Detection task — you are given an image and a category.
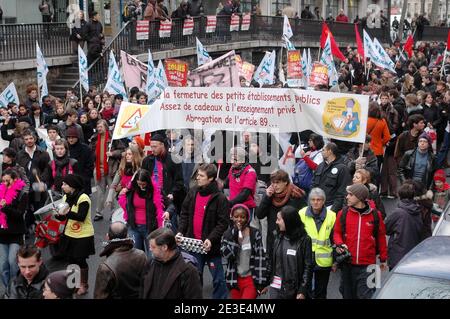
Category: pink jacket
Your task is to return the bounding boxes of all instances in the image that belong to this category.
[0,179,27,229]
[118,179,164,228]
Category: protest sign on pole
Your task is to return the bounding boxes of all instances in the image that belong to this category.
[136,20,149,40]
[159,19,172,38]
[112,103,151,140]
[165,59,188,87]
[230,14,240,32]
[309,62,329,87]
[206,16,217,33]
[287,50,303,88]
[36,41,49,99]
[253,50,276,86]
[121,50,147,91]
[104,51,128,101]
[115,87,369,144]
[78,45,89,92]
[0,83,20,107]
[241,13,251,31]
[188,50,240,87]
[196,37,212,66]
[183,18,194,36]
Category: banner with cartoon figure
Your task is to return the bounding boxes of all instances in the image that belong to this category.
[114,87,369,143]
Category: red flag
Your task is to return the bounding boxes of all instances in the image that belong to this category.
[447,30,450,50]
[404,35,414,58]
[321,22,346,61]
[354,24,364,60]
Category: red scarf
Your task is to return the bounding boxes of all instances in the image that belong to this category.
[96,131,109,181]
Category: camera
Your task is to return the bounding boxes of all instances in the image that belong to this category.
[334,245,352,264]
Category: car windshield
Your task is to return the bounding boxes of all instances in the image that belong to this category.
[377,274,450,299]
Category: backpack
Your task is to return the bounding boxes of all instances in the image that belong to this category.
[340,206,380,253]
[293,152,318,191]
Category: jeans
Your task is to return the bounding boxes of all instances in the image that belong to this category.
[191,252,228,299]
[95,173,113,215]
[0,243,20,287]
[436,130,450,168]
[340,264,375,299]
[129,224,150,257]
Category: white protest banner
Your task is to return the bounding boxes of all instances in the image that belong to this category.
[121,50,147,91]
[136,20,149,40]
[253,50,276,86]
[159,19,172,38]
[241,13,251,31]
[36,41,49,98]
[320,35,338,86]
[301,49,309,87]
[112,103,151,140]
[78,46,89,92]
[206,16,217,33]
[104,51,128,101]
[118,87,369,143]
[0,83,20,107]
[196,37,212,66]
[146,50,158,104]
[188,50,240,87]
[373,38,396,73]
[183,18,194,36]
[230,14,240,32]
[156,60,169,92]
[283,15,293,39]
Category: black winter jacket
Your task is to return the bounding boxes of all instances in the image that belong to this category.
[178,182,229,257]
[398,148,436,189]
[256,194,305,260]
[385,199,424,268]
[5,265,49,299]
[140,249,202,299]
[312,156,352,213]
[269,233,313,298]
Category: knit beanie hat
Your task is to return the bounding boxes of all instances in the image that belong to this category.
[66,126,80,138]
[46,270,76,299]
[434,169,446,183]
[418,132,432,146]
[151,133,166,144]
[62,174,84,190]
[346,184,369,202]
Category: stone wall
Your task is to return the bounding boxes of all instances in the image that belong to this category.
[0,65,63,102]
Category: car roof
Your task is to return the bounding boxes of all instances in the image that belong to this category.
[393,236,450,280]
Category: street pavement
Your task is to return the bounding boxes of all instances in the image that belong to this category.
[37,192,400,299]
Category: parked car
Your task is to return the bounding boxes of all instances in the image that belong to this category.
[432,204,450,236]
[374,236,450,299]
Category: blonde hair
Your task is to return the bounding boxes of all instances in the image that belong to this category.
[118,145,143,176]
[354,169,371,184]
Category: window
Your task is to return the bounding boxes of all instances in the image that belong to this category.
[272,0,291,15]
[377,274,450,299]
[347,0,358,22]
[241,0,259,13]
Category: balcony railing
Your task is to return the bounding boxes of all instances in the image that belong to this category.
[0,17,448,63]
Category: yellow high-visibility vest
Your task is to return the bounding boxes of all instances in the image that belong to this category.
[299,207,336,268]
[63,193,95,239]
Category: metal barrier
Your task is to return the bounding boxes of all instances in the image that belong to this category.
[1,17,449,64]
[0,22,71,61]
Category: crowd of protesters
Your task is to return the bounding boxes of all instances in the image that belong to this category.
[1,14,450,299]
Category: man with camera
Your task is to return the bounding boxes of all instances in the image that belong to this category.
[333,184,388,299]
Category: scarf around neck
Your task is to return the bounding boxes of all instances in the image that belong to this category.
[272,183,304,207]
[95,131,110,181]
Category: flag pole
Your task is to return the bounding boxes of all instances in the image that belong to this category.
[440,49,447,79]
[397,28,416,62]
